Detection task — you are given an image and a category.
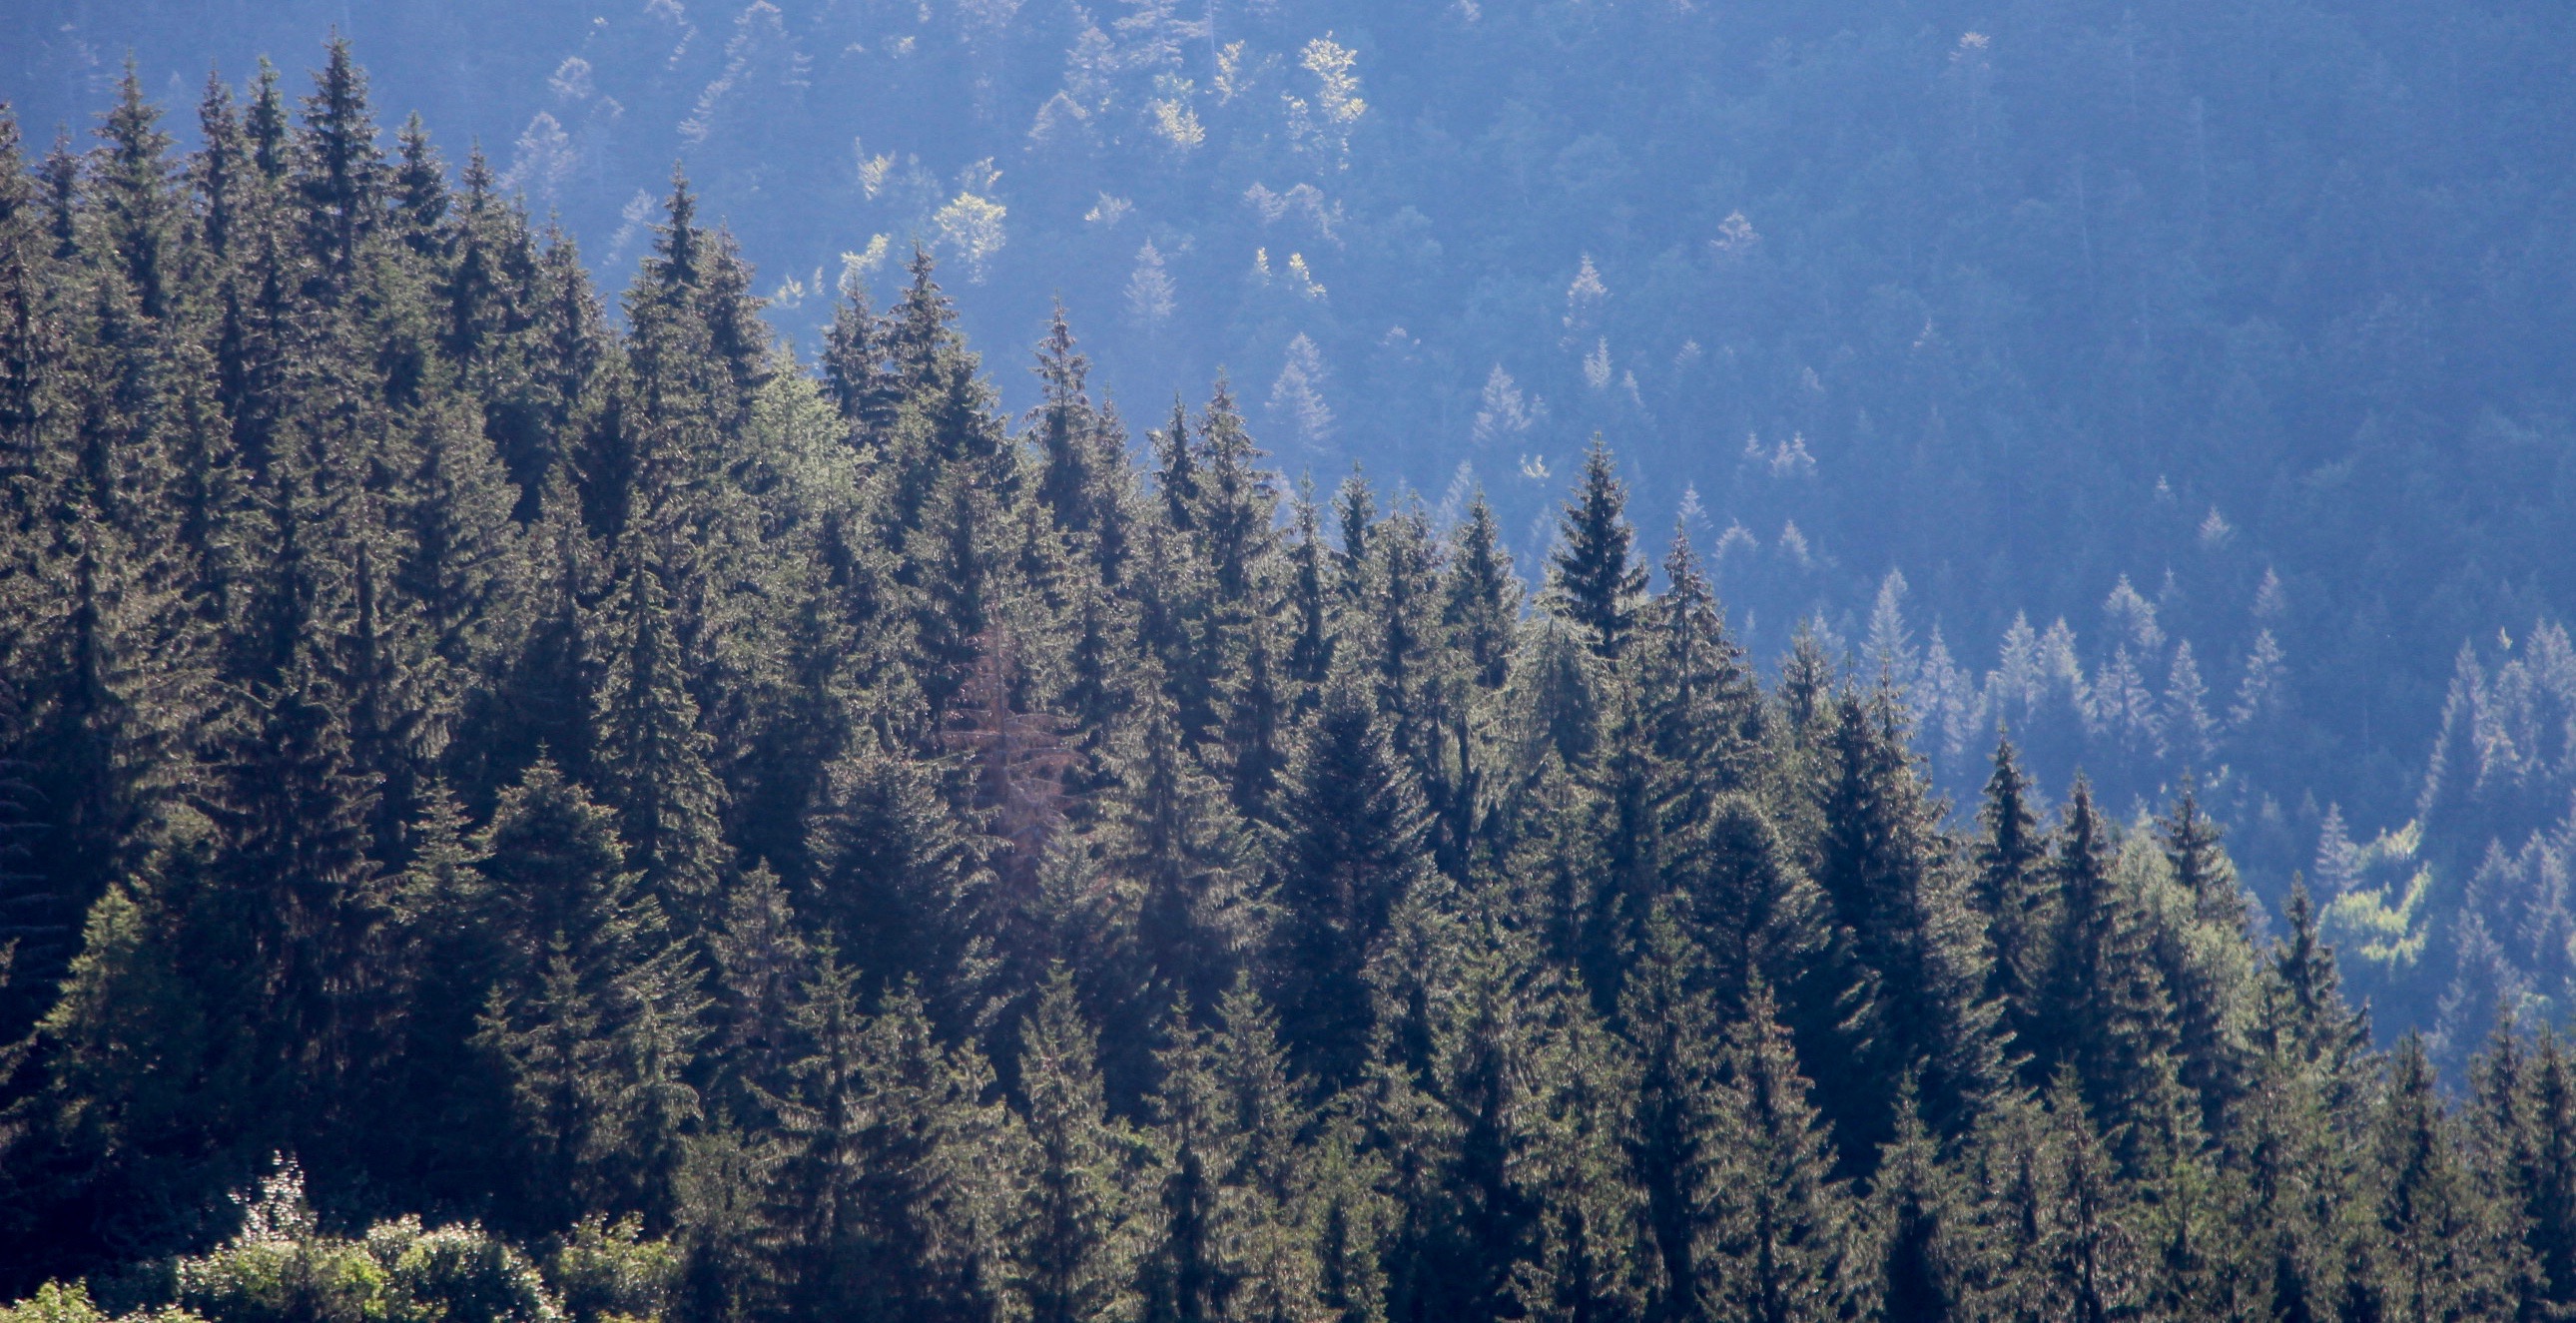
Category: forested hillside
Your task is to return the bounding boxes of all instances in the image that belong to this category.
[5,46,2576,1323]
[13,0,2576,1076]
[12,0,2576,832]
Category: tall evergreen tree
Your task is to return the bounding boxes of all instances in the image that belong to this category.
[1974,735,2052,1068]
[592,558,730,929]
[2028,779,2174,1144]
[1809,693,2001,1158]
[293,37,384,283]
[1699,981,1862,1323]
[1005,969,1143,1323]
[1545,435,1646,660]
[1265,665,1425,1089]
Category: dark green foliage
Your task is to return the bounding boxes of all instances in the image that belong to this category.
[1545,436,1646,660]
[2027,780,2174,1145]
[1808,693,2003,1156]
[0,58,2548,1323]
[1264,666,1424,1091]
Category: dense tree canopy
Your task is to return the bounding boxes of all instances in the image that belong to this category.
[1,50,2573,1323]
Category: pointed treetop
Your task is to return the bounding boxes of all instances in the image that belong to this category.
[1547,433,1645,657]
[250,57,290,176]
[644,162,700,297]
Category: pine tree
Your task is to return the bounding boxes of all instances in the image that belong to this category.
[1545,435,1646,659]
[1206,976,1339,1321]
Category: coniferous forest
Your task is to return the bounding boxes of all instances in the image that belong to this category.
[9,40,2576,1323]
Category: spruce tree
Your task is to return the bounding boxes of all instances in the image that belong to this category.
[2350,1036,2511,1321]
[706,865,812,1125]
[293,37,384,283]
[1809,693,2001,1157]
[2145,782,2255,1129]
[2029,778,2174,1144]
[1442,489,1521,694]
[473,757,704,1232]
[1638,521,1759,812]
[1265,664,1425,1090]
[1973,735,2052,1068]
[2495,1029,2576,1318]
[2033,1070,2142,1323]
[1699,981,1862,1323]
[821,280,896,435]
[1618,908,1726,1320]
[2254,879,2375,1116]
[387,112,447,259]
[1116,678,1255,1014]
[1006,969,1143,1323]
[91,63,181,322]
[194,658,385,1159]
[805,734,983,1018]
[592,558,730,929]
[1545,436,1646,659]
[1868,1084,1974,1323]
